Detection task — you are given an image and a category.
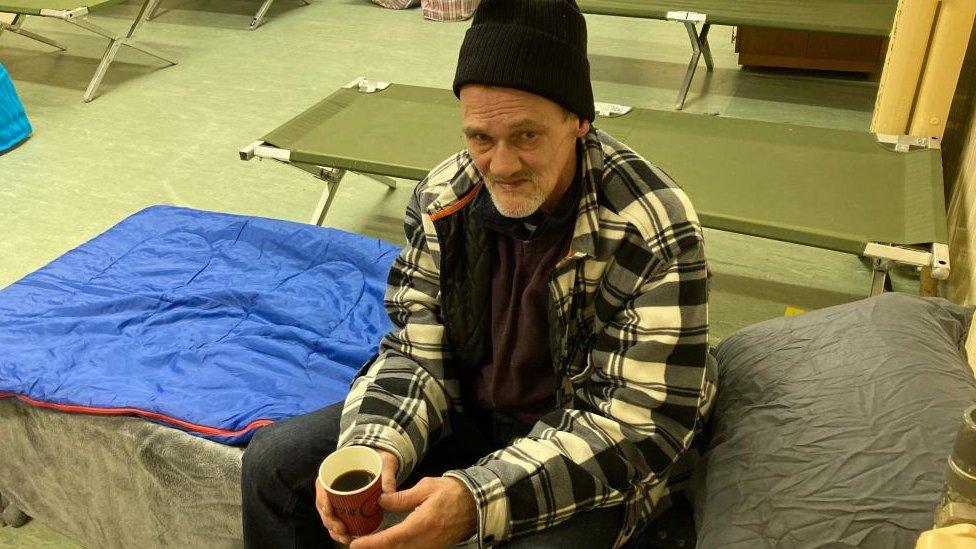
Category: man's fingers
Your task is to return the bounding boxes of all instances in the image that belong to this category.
[314,480,331,520]
[349,513,424,549]
[314,481,336,520]
[381,469,397,493]
[379,451,398,493]
[351,478,474,549]
[328,529,353,545]
[322,514,348,537]
[315,479,349,539]
[379,479,433,512]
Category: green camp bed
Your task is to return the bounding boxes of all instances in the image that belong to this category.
[240,79,949,295]
[0,0,175,102]
[576,0,897,109]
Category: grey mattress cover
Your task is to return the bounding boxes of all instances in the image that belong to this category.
[0,398,243,548]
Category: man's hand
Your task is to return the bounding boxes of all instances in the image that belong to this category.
[349,476,478,549]
[316,448,399,545]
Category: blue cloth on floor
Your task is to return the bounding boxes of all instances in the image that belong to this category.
[0,206,400,443]
[0,62,30,154]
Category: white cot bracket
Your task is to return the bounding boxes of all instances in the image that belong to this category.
[239,140,291,162]
[875,133,942,152]
[931,243,951,279]
[863,242,951,287]
[344,76,391,93]
[594,102,633,118]
[666,11,712,110]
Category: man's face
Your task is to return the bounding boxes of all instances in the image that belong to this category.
[460,85,590,218]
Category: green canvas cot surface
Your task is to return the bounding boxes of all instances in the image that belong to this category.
[261,83,945,256]
[576,0,897,36]
[0,0,124,15]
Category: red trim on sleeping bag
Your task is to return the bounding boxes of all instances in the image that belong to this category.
[0,391,273,437]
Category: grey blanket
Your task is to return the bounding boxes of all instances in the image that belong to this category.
[0,398,243,548]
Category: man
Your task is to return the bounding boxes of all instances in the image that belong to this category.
[241,0,715,547]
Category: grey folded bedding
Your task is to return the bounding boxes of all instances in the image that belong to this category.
[695,293,976,548]
[0,398,244,548]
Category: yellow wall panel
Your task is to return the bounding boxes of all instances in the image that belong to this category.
[911,0,976,140]
[871,0,939,135]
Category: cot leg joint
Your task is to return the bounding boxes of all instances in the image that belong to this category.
[0,14,67,50]
[668,11,711,110]
[310,168,347,226]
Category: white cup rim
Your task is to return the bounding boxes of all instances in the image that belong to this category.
[318,445,383,496]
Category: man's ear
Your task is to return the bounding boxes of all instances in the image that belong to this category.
[576,117,591,138]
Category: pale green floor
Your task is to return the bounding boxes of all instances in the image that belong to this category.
[0,1,905,546]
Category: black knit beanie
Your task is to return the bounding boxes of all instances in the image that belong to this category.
[453,0,595,121]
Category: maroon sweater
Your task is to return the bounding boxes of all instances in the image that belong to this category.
[472,177,581,424]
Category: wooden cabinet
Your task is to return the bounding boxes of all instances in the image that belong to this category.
[735,26,886,73]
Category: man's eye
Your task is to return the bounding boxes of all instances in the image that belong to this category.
[521,131,538,140]
[473,134,490,142]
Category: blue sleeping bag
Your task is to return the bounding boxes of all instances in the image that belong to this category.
[0,206,399,443]
[0,62,31,154]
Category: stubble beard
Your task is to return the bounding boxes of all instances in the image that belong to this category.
[485,173,547,219]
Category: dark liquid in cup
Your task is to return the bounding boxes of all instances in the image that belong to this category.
[331,470,375,492]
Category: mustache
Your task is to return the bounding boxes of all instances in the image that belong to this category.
[487,171,535,185]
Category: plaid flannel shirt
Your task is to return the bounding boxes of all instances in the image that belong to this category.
[338,128,716,547]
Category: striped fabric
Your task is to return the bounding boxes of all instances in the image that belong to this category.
[0,62,31,154]
[421,0,479,21]
[339,129,716,547]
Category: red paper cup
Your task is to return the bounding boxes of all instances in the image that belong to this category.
[319,445,384,536]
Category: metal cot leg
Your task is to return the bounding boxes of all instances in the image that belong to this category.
[870,259,893,296]
[675,21,712,110]
[84,39,124,101]
[147,0,163,20]
[250,0,277,30]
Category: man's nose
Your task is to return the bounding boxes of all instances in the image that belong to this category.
[489,141,522,180]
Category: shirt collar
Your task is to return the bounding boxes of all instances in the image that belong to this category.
[568,129,605,259]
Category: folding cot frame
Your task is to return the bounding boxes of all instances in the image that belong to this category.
[0,0,175,101]
[240,78,950,296]
[574,1,897,109]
